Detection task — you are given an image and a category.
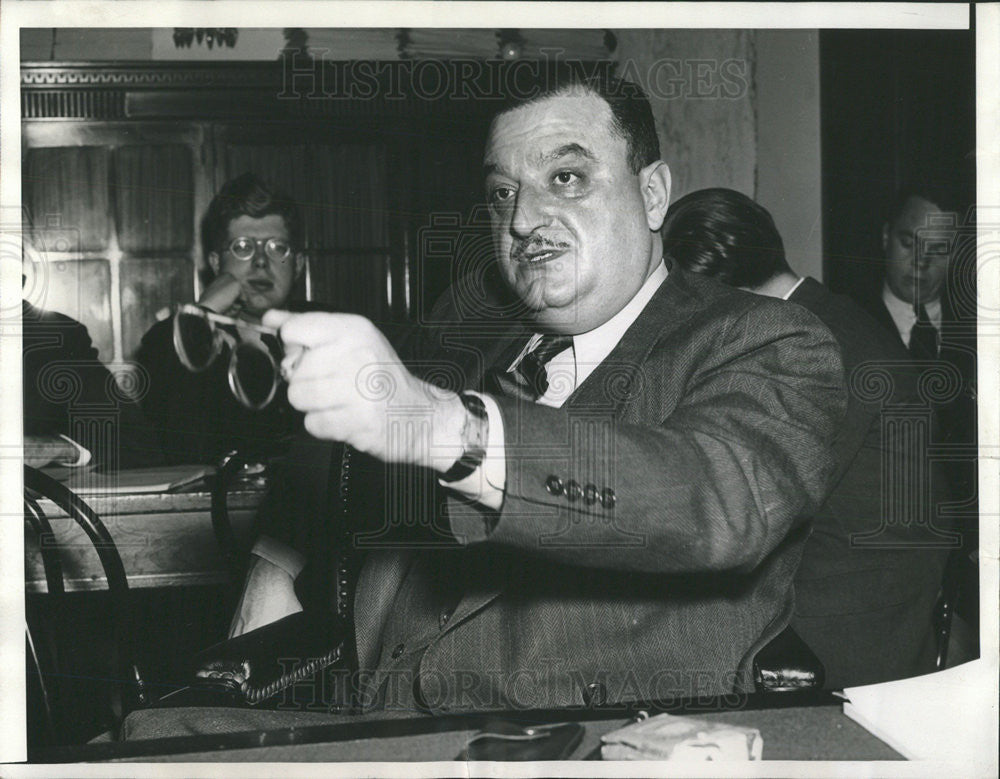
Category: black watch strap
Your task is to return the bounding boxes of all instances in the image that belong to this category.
[440,392,488,483]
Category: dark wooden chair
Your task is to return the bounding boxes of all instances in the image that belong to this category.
[24,465,147,748]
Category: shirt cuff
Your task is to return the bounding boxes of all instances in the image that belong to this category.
[437,391,506,511]
[251,535,306,580]
[56,435,92,468]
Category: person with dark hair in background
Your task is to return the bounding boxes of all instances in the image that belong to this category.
[869,190,954,359]
[136,173,314,464]
[23,297,163,470]
[664,187,953,687]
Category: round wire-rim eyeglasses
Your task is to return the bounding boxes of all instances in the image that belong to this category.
[226,236,292,263]
[172,303,282,411]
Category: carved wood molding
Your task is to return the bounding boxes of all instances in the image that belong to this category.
[21,62,284,90]
[21,60,614,120]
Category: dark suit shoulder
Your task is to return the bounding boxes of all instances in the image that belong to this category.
[669,268,837,345]
[792,278,919,407]
[791,278,909,364]
[136,316,174,361]
[852,289,904,346]
[22,300,100,361]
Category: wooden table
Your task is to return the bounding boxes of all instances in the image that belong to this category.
[38,694,903,762]
[24,487,265,592]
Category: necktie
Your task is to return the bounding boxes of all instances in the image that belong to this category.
[909,304,939,360]
[483,333,573,401]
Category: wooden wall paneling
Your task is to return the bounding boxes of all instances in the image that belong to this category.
[24,145,110,252]
[35,258,114,362]
[403,117,492,321]
[119,258,195,360]
[19,63,516,364]
[308,250,391,320]
[22,121,207,364]
[214,124,393,318]
[113,144,195,253]
[306,143,391,318]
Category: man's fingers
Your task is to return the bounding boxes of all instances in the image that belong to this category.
[268,311,369,350]
[280,344,305,382]
[302,408,365,444]
[282,343,346,383]
[262,308,295,331]
[286,373,357,412]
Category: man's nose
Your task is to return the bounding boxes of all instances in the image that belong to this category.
[510,187,548,238]
[251,245,269,269]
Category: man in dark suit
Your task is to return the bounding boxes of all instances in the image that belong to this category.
[124,75,846,737]
[858,186,979,664]
[249,76,844,708]
[859,189,977,491]
[663,187,954,687]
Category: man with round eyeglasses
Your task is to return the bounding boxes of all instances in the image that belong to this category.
[199,213,303,323]
[136,173,315,464]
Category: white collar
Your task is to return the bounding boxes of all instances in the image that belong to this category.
[781,276,807,300]
[515,261,668,407]
[572,261,669,381]
[882,283,942,336]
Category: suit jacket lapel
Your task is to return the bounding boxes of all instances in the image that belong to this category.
[567,269,693,415]
[438,324,529,391]
[438,549,513,632]
[439,271,694,637]
[353,549,415,671]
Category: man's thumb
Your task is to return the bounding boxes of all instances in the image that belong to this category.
[262,309,293,332]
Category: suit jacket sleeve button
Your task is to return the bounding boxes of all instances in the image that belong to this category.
[565,480,583,502]
[583,483,599,505]
[545,475,564,496]
[600,488,616,509]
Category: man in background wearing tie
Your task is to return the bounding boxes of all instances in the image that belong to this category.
[125,73,847,737]
[870,191,952,359]
[861,187,979,660]
[860,188,977,512]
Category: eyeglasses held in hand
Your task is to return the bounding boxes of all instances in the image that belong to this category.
[172,303,282,411]
[226,236,292,263]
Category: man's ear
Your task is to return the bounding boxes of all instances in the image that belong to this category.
[640,161,671,231]
[207,251,220,276]
[294,252,306,280]
[881,222,890,254]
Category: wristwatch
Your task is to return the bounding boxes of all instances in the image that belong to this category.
[440,392,488,483]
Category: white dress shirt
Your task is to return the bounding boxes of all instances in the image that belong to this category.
[446,261,669,509]
[882,283,942,348]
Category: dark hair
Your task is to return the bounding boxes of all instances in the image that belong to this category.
[494,68,659,175]
[200,173,303,265]
[884,184,952,226]
[663,188,790,288]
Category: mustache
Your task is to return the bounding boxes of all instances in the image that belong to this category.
[511,236,571,263]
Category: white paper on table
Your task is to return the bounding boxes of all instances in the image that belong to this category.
[843,659,998,763]
[52,464,214,495]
